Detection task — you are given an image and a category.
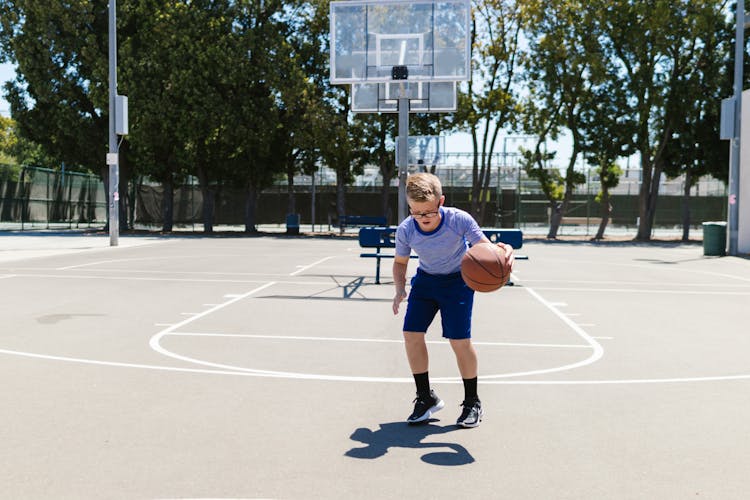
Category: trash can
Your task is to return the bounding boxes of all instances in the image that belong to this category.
[702,221,726,256]
[286,214,300,235]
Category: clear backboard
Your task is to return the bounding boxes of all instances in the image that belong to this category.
[330,0,471,84]
[395,135,447,166]
[351,81,456,113]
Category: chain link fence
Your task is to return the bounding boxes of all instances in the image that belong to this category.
[1,163,727,233]
[0,164,106,230]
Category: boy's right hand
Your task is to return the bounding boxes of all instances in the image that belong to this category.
[392,289,407,315]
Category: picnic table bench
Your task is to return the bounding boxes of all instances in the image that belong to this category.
[358,226,527,284]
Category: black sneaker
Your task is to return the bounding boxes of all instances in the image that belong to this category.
[456,399,482,428]
[406,389,445,424]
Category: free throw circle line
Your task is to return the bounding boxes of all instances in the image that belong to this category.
[4,345,750,385]
[150,285,602,382]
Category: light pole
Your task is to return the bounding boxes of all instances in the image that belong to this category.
[107,0,128,246]
[108,0,119,246]
[728,1,745,256]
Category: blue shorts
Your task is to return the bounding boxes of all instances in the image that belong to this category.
[403,268,475,339]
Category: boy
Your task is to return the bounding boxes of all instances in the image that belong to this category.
[391,173,514,428]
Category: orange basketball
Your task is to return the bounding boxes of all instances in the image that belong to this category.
[460,243,510,292]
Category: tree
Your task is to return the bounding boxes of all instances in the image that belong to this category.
[0,0,107,170]
[0,116,56,167]
[451,0,525,224]
[521,0,608,238]
[121,0,220,231]
[0,0,132,227]
[358,112,397,222]
[276,0,336,220]
[319,100,369,231]
[597,0,720,241]
[659,2,731,240]
[0,116,11,164]
[581,83,634,240]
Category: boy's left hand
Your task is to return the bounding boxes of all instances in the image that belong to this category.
[496,242,515,270]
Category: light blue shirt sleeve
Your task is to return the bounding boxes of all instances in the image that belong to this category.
[395,207,486,275]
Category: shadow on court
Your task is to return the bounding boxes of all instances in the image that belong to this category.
[345,421,474,466]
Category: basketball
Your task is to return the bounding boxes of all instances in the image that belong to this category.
[460,243,510,292]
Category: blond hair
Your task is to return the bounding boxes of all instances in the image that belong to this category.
[406,173,443,202]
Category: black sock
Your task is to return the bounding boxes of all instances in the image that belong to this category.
[463,377,478,403]
[413,371,430,397]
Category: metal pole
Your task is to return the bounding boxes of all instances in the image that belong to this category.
[397,96,409,223]
[728,0,744,256]
[311,168,316,232]
[108,0,119,246]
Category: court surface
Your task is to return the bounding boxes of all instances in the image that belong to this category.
[1,232,749,499]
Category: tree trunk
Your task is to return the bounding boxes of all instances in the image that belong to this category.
[546,148,579,239]
[637,164,662,241]
[478,158,493,226]
[547,201,563,239]
[287,165,296,215]
[118,147,131,231]
[470,154,481,222]
[100,165,109,231]
[595,189,611,240]
[201,185,215,233]
[336,175,346,234]
[162,177,174,232]
[681,170,692,241]
[244,183,258,233]
[195,167,215,233]
[380,159,394,225]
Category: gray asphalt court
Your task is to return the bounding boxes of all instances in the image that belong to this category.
[1,231,749,499]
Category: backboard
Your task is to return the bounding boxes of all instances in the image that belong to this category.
[395,135,447,166]
[330,0,471,84]
[351,81,457,113]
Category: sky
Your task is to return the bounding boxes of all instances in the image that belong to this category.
[0,62,12,116]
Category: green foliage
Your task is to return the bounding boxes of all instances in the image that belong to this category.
[0,0,108,172]
[519,146,564,201]
[0,0,735,234]
[0,115,14,163]
[594,161,622,203]
[659,1,731,184]
[0,115,57,168]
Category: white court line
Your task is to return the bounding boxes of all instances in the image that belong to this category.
[55,266,329,277]
[4,273,277,284]
[7,272,345,287]
[6,344,750,385]
[534,287,750,295]
[0,274,16,279]
[290,256,335,276]
[519,278,750,288]
[58,258,150,270]
[149,285,604,383]
[54,242,178,270]
[478,288,604,380]
[168,332,592,349]
[5,279,749,385]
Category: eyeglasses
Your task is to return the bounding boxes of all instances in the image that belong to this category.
[409,205,440,220]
